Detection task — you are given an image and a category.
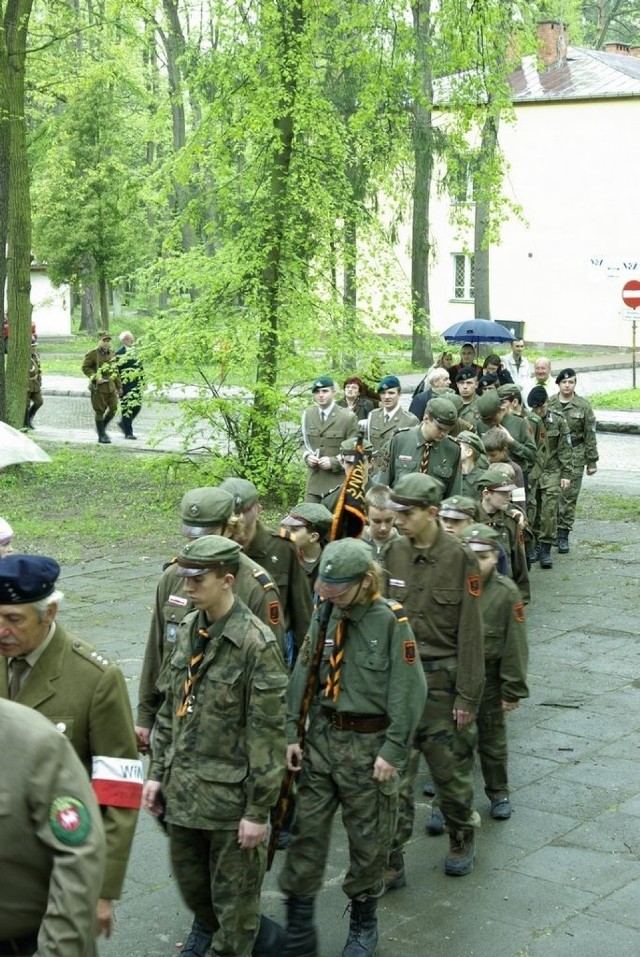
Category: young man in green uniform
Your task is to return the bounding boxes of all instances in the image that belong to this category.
[143,536,288,957]
[279,501,334,594]
[548,368,598,553]
[526,386,572,569]
[475,390,538,482]
[301,375,358,502]
[365,374,417,454]
[277,538,426,957]
[461,524,529,820]
[382,474,484,880]
[81,331,122,445]
[362,484,399,561]
[476,468,531,604]
[375,397,462,498]
[24,340,43,430]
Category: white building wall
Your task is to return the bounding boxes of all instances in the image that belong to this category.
[30,270,72,336]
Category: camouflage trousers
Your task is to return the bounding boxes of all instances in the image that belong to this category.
[477,660,509,800]
[392,662,477,849]
[558,452,587,531]
[279,713,399,899]
[527,476,560,544]
[169,823,265,957]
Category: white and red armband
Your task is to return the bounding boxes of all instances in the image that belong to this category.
[92,756,144,809]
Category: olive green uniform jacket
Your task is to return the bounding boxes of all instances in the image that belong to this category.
[136,553,285,731]
[81,347,121,394]
[477,412,538,474]
[149,599,288,828]
[301,404,358,498]
[382,527,485,713]
[477,503,531,604]
[288,597,427,769]
[1,624,138,901]
[366,406,418,455]
[0,700,106,955]
[548,393,598,468]
[480,571,529,703]
[375,426,462,499]
[245,521,313,651]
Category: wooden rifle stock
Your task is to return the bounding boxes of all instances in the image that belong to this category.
[267,598,333,870]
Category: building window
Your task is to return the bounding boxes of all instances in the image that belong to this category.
[448,157,476,205]
[453,254,474,300]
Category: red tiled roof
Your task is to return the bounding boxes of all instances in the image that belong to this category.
[509,47,640,102]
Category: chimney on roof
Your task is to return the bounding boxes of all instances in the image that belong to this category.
[537,20,568,70]
[604,41,630,55]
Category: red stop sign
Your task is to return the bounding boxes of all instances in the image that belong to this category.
[622,279,640,309]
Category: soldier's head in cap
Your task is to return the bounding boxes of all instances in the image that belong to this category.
[388,473,443,545]
[457,430,486,464]
[377,374,402,414]
[0,517,14,557]
[315,539,378,608]
[311,374,336,410]
[364,484,396,545]
[338,436,374,478]
[219,477,261,549]
[497,382,522,414]
[179,487,235,540]
[439,495,477,537]
[280,502,334,552]
[478,372,499,394]
[97,331,112,353]
[479,426,511,465]
[476,390,503,425]
[0,554,64,658]
[422,397,458,443]
[455,366,478,403]
[527,385,548,415]
[556,368,577,399]
[176,535,242,621]
[460,523,501,580]
[477,467,516,515]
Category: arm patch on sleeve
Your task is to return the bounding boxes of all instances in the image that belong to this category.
[467,575,481,597]
[268,600,281,626]
[403,640,417,664]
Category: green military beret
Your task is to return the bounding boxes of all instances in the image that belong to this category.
[180,487,235,538]
[460,523,501,551]
[426,397,457,426]
[339,437,374,456]
[476,391,501,418]
[497,383,522,400]
[439,496,477,520]
[477,467,516,492]
[388,473,443,510]
[281,502,334,533]
[220,477,260,511]
[456,430,485,457]
[315,539,372,598]
[312,375,335,392]
[377,374,401,392]
[176,535,241,577]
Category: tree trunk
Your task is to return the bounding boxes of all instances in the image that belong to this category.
[1,0,34,427]
[79,253,97,332]
[98,275,109,326]
[342,209,357,369]
[410,0,434,369]
[474,101,500,320]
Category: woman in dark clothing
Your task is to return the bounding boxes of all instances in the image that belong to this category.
[337,376,375,423]
[481,354,513,387]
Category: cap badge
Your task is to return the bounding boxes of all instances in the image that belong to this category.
[189,504,199,516]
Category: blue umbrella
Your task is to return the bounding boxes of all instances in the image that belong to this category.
[441,319,516,344]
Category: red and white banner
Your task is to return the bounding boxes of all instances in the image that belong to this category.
[92,756,144,809]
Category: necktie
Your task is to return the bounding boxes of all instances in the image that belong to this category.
[384,413,390,425]
[176,628,211,717]
[324,615,346,702]
[321,411,326,422]
[420,442,432,474]
[9,657,29,700]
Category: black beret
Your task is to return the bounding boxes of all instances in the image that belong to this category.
[455,367,477,382]
[0,554,60,604]
[527,386,548,408]
[555,368,576,384]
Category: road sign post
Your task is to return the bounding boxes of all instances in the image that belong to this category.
[622,281,640,388]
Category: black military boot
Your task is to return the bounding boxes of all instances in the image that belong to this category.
[342,897,378,957]
[282,896,318,957]
[557,529,570,554]
[382,849,406,891]
[444,829,476,876]
[96,421,110,444]
[27,406,38,430]
[528,538,539,564]
[539,543,553,569]
[252,915,287,957]
[180,915,212,956]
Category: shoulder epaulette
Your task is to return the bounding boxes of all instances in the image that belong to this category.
[253,568,277,593]
[71,640,111,670]
[277,527,295,542]
[385,598,408,623]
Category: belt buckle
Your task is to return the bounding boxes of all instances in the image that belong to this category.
[332,712,346,730]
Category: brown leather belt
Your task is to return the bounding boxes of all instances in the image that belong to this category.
[320,708,389,733]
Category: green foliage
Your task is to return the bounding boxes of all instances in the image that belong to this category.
[589,388,640,410]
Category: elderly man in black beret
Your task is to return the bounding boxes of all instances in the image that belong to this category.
[0,554,140,947]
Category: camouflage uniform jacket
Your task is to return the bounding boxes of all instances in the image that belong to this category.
[288,597,427,769]
[477,502,531,604]
[548,393,598,468]
[375,426,462,499]
[245,521,313,650]
[529,409,572,485]
[382,527,485,712]
[150,598,288,829]
[136,553,285,730]
[81,347,121,394]
[480,570,529,704]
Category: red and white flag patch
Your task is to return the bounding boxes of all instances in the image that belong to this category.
[92,756,144,809]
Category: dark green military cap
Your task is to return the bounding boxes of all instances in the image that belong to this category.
[476,391,501,418]
[180,487,235,538]
[447,393,464,413]
[497,383,522,400]
[312,375,335,392]
[388,473,443,510]
[439,496,477,520]
[281,502,334,533]
[461,523,501,551]
[426,397,457,426]
[315,539,372,598]
[220,477,260,511]
[456,430,485,457]
[339,437,374,457]
[377,374,401,392]
[477,467,516,492]
[176,534,241,577]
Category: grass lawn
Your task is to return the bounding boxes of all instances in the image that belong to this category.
[589,388,640,410]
